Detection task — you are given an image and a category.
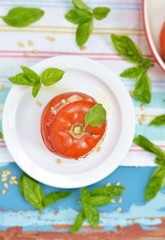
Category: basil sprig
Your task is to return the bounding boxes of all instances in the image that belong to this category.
[0,132,3,139]
[65,0,110,47]
[1,7,44,27]
[84,103,106,127]
[133,135,165,200]
[19,173,71,211]
[111,34,153,104]
[70,185,124,234]
[149,114,165,126]
[9,66,65,97]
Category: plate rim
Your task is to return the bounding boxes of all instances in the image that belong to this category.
[2,56,135,188]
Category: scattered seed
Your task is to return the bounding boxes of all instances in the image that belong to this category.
[2,189,6,195]
[18,42,25,47]
[11,176,17,180]
[111,199,116,203]
[3,170,11,176]
[138,118,144,125]
[28,40,34,46]
[106,182,111,187]
[35,101,42,107]
[141,114,147,121]
[61,99,66,104]
[4,183,8,189]
[0,84,5,90]
[13,180,18,185]
[32,50,40,54]
[116,207,122,212]
[116,181,120,186]
[140,104,145,111]
[1,177,7,182]
[47,36,55,42]
[56,159,62,165]
[24,51,30,57]
[9,180,14,185]
[51,107,57,115]
[130,91,134,97]
[96,146,101,152]
[118,197,123,204]
[80,45,87,51]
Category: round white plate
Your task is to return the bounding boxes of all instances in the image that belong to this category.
[143,0,165,71]
[3,56,135,188]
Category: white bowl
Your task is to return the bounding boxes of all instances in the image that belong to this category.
[2,56,135,188]
[143,0,165,71]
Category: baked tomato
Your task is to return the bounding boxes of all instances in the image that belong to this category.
[160,22,165,61]
[41,92,106,159]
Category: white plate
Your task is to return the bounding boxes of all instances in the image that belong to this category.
[2,56,135,188]
[143,0,165,71]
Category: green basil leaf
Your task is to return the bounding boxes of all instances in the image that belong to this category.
[18,173,25,197]
[81,187,91,202]
[134,72,152,104]
[65,9,92,24]
[8,73,35,86]
[0,132,3,139]
[111,34,143,64]
[21,173,45,210]
[72,0,89,10]
[133,135,165,159]
[41,68,65,86]
[84,103,106,127]
[43,191,72,208]
[141,58,153,71]
[21,66,40,84]
[70,210,86,234]
[2,7,44,27]
[91,185,125,198]
[145,166,165,200]
[120,66,142,78]
[88,195,112,206]
[155,157,165,166]
[149,114,165,126]
[76,18,93,47]
[83,203,99,228]
[32,83,41,98]
[93,7,110,20]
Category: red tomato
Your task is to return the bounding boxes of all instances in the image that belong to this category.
[41,92,106,159]
[160,22,165,61]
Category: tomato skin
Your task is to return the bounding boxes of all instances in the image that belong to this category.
[41,92,106,159]
[50,101,106,159]
[160,22,165,61]
[41,92,96,153]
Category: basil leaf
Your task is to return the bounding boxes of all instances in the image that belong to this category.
[21,66,40,84]
[18,173,25,197]
[65,9,92,24]
[88,195,112,206]
[111,34,143,64]
[91,186,125,198]
[141,58,153,71]
[43,191,71,208]
[32,83,41,98]
[83,203,99,228]
[0,132,3,139]
[84,103,106,127]
[2,7,44,27]
[149,114,165,126]
[9,73,35,86]
[145,166,165,200]
[81,187,91,202]
[155,157,165,166]
[134,72,151,104]
[93,7,110,20]
[133,135,165,159]
[76,18,93,47]
[21,173,45,210]
[41,68,65,86]
[70,210,86,234]
[72,0,89,10]
[120,66,142,78]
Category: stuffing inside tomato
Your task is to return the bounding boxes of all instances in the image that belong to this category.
[41,92,107,159]
[160,22,165,61]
